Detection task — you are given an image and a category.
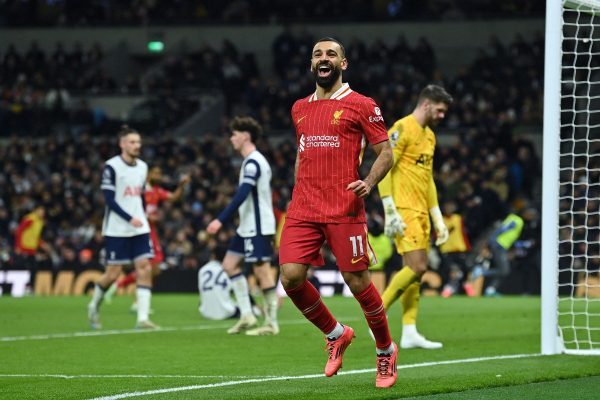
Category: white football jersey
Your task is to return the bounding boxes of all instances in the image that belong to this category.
[237,150,276,237]
[198,260,237,320]
[101,155,150,237]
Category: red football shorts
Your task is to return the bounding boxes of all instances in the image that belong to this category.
[279,217,376,272]
[149,227,164,264]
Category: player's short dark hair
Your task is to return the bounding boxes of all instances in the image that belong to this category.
[118,124,139,139]
[229,116,262,143]
[212,244,228,261]
[314,37,346,58]
[417,85,453,106]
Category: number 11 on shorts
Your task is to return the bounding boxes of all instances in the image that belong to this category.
[349,235,364,257]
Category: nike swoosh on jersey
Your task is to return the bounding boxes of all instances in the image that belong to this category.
[351,256,364,264]
[297,115,307,124]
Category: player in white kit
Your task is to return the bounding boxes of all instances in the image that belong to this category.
[206,116,279,336]
[87,126,157,329]
[198,245,247,320]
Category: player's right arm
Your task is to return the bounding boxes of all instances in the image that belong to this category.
[378,120,407,238]
[291,101,301,182]
[167,175,191,203]
[101,164,140,226]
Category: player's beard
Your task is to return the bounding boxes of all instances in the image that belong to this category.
[126,148,140,159]
[312,62,341,89]
[426,110,441,128]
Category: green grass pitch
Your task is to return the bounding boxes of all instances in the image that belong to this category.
[1,294,599,399]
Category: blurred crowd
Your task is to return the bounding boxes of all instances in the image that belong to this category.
[0,1,544,27]
[2,22,580,296]
[0,123,542,278]
[1,28,545,134]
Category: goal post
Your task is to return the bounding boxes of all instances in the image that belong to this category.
[541,0,562,356]
[542,0,600,355]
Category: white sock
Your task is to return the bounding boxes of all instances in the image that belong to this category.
[105,282,117,296]
[136,286,151,322]
[403,324,417,337]
[90,284,105,309]
[376,342,395,356]
[326,322,344,340]
[231,274,253,317]
[263,287,278,325]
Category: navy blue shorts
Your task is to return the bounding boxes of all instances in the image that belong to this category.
[228,233,273,263]
[104,234,154,266]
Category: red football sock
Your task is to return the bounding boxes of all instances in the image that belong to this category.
[285,280,337,335]
[117,271,137,288]
[355,282,392,349]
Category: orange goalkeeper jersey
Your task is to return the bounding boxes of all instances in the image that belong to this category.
[378,114,439,213]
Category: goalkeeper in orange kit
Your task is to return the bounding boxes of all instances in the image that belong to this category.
[376,85,453,349]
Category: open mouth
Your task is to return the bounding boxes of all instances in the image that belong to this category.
[318,64,333,78]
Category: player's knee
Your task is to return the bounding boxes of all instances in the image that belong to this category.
[105,266,122,281]
[413,263,428,276]
[135,261,152,277]
[342,270,371,294]
[221,262,240,276]
[280,273,301,290]
[254,264,275,285]
[280,264,307,289]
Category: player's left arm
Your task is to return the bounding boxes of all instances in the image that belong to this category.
[428,175,449,246]
[347,98,393,198]
[347,140,393,198]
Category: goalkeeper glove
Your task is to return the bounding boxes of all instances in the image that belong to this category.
[382,196,406,238]
[430,206,449,246]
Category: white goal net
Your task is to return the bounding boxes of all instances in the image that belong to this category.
[543,0,600,355]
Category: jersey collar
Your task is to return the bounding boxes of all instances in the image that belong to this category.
[119,155,137,166]
[309,83,352,102]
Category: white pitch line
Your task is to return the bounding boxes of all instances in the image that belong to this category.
[0,374,278,379]
[0,318,341,342]
[83,353,544,400]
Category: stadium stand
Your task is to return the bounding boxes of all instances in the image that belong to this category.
[0,2,553,295]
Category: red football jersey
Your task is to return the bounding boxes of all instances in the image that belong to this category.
[144,184,170,226]
[287,83,389,223]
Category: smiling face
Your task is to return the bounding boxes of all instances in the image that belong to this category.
[310,40,347,89]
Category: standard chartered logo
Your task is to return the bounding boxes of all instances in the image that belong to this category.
[301,134,340,150]
[298,133,341,152]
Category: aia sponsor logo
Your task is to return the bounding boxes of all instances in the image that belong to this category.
[123,186,142,196]
[416,154,433,167]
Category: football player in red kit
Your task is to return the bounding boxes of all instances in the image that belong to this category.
[278,37,398,388]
